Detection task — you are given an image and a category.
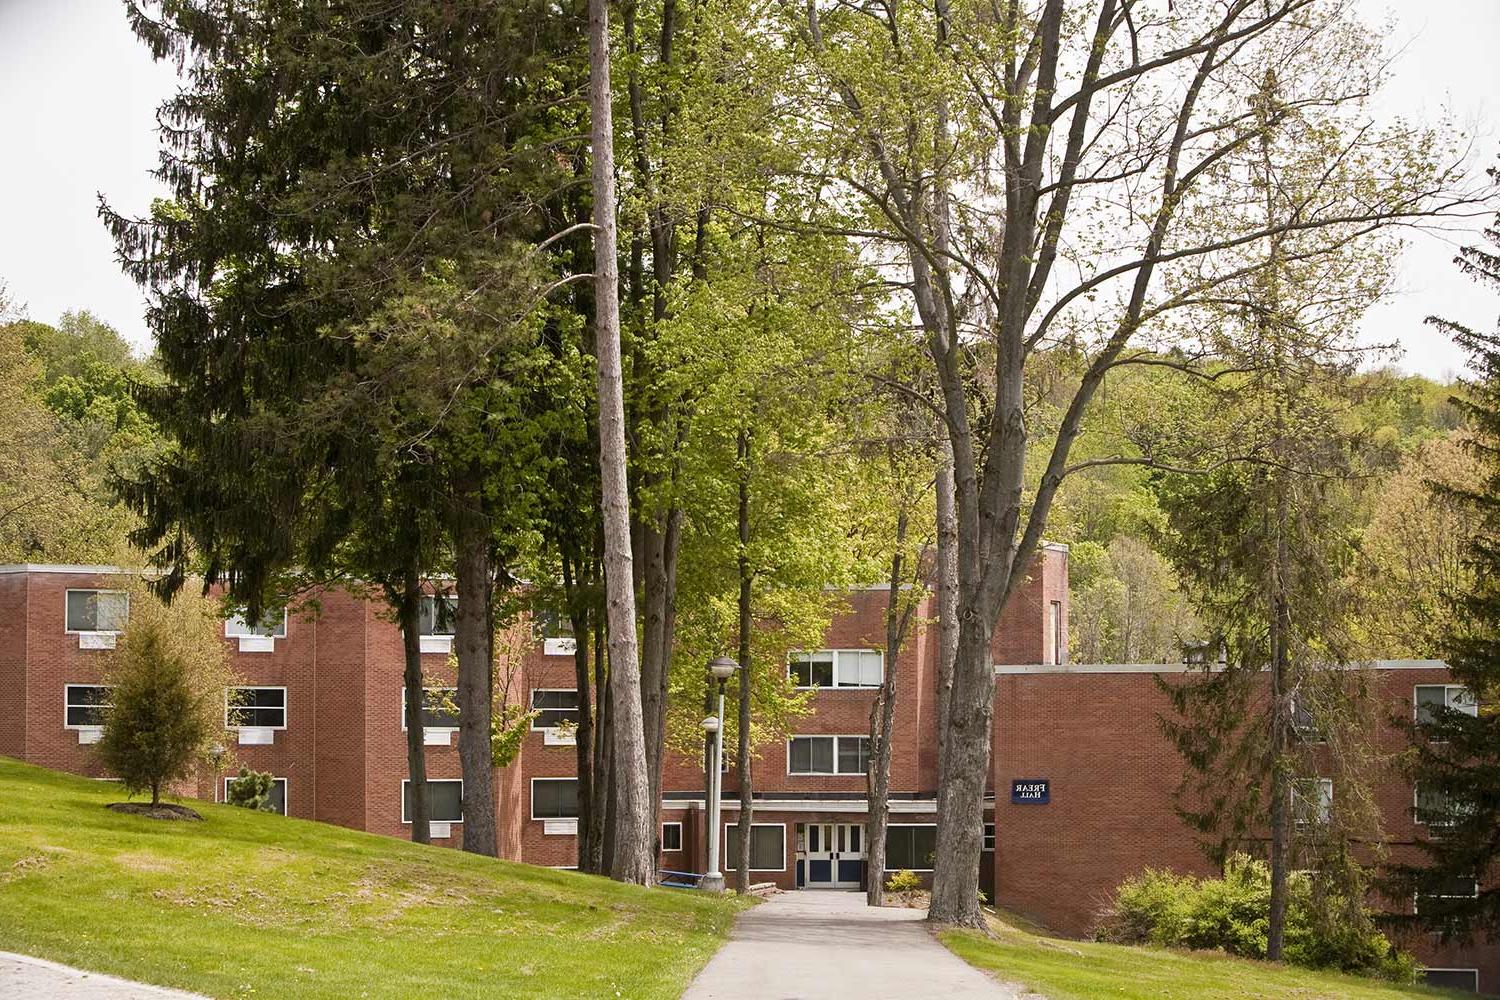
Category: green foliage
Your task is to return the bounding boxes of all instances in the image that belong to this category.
[1099,855,1415,982]
[885,868,923,904]
[96,584,234,807]
[226,767,277,812]
[490,704,538,769]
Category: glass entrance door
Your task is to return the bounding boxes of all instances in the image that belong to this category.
[804,822,864,889]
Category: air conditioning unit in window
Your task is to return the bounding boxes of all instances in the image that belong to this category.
[543,727,577,747]
[237,727,275,746]
[77,726,103,745]
[237,635,275,653]
[543,637,577,657]
[543,818,578,836]
[422,727,453,747]
[78,632,116,650]
[419,635,454,655]
[429,821,452,839]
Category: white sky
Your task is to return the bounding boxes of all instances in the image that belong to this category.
[0,0,1496,379]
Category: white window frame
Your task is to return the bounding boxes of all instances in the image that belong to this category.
[529,688,581,731]
[530,777,580,821]
[983,822,996,852]
[224,609,289,639]
[401,686,459,732]
[1419,968,1479,992]
[401,778,463,824]
[222,775,288,816]
[724,822,787,872]
[884,823,938,872]
[786,734,870,775]
[1292,777,1333,827]
[63,684,112,730]
[64,588,129,634]
[788,649,883,690]
[1413,785,1471,829]
[225,686,288,730]
[419,594,458,636]
[1049,600,1064,666]
[1414,684,1479,725]
[661,821,684,852]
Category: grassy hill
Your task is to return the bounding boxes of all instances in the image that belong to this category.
[0,758,740,999]
[943,910,1469,1000]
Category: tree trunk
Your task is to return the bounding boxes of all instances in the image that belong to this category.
[395,568,430,845]
[867,510,909,906]
[569,599,595,871]
[452,478,497,857]
[735,427,754,891]
[640,521,668,858]
[588,0,654,887]
[934,434,958,777]
[590,610,610,874]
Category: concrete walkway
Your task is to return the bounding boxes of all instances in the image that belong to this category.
[681,891,1030,1000]
[0,953,209,999]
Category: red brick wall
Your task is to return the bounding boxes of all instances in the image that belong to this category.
[0,572,28,757]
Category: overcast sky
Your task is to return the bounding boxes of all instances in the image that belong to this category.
[1,0,1496,379]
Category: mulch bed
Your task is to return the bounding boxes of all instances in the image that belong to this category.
[106,802,203,821]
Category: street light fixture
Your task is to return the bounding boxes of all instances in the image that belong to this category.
[700,655,739,893]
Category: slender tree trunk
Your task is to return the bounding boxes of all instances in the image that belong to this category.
[394,569,430,845]
[867,510,909,906]
[934,434,958,777]
[452,475,497,857]
[735,427,754,891]
[640,521,668,858]
[568,597,595,871]
[590,610,610,874]
[588,0,654,887]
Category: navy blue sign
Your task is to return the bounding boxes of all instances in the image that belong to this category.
[1011,779,1050,804]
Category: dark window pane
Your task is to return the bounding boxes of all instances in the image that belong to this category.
[727,825,784,871]
[65,685,111,726]
[531,690,580,728]
[533,779,578,819]
[66,590,128,632]
[1421,969,1477,992]
[420,596,458,636]
[790,737,833,773]
[886,825,938,870]
[415,688,459,729]
[405,780,462,822]
[837,737,869,774]
[228,687,286,728]
[661,823,682,851]
[790,654,833,687]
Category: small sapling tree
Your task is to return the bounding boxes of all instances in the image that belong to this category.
[226,767,277,812]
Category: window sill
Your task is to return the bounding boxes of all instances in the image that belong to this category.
[236,727,277,746]
[542,818,579,835]
[542,728,578,746]
[74,632,118,650]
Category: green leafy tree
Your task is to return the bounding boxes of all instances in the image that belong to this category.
[97,583,234,808]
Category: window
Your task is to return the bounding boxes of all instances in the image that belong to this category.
[788,649,882,689]
[530,689,580,730]
[402,687,459,730]
[726,823,785,871]
[1414,785,1473,829]
[223,775,288,816]
[1415,685,1478,726]
[983,823,995,852]
[885,824,937,871]
[1421,968,1479,992]
[662,821,683,852]
[531,778,579,819]
[226,687,287,729]
[419,595,458,636]
[1291,778,1332,827]
[1290,692,1324,742]
[1416,876,1479,914]
[402,779,462,823]
[788,735,868,775]
[534,610,573,640]
[64,685,111,728]
[224,610,288,639]
[1049,601,1064,666]
[65,589,128,633]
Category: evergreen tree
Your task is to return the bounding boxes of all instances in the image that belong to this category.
[1387,176,1500,939]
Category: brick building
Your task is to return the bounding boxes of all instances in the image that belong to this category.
[0,553,1492,993]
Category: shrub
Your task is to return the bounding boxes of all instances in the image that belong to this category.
[226,767,277,811]
[96,583,234,809]
[1097,854,1415,982]
[885,869,923,905]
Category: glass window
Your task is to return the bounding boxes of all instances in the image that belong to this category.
[534,610,573,640]
[1421,969,1478,992]
[843,651,884,687]
[403,687,459,729]
[661,822,683,852]
[225,610,288,639]
[530,690,580,729]
[1290,693,1324,742]
[226,687,287,728]
[1292,778,1332,827]
[65,685,111,727]
[837,736,870,775]
[1050,601,1064,665]
[983,823,996,852]
[1415,785,1471,828]
[789,653,834,688]
[885,825,938,870]
[403,779,462,822]
[419,595,458,637]
[1416,685,1478,726]
[726,824,784,871]
[789,736,834,774]
[532,778,579,819]
[65,590,129,632]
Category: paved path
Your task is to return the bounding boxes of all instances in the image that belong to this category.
[0,952,209,999]
[681,891,1030,1000]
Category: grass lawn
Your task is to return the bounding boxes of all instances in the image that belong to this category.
[941,911,1467,1000]
[0,757,743,999]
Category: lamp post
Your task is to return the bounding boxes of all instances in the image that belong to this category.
[700,655,739,893]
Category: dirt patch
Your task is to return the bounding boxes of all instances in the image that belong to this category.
[107,802,203,821]
[0,853,52,885]
[115,851,179,873]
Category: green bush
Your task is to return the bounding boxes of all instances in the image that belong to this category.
[1097,854,1415,982]
[226,767,277,811]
